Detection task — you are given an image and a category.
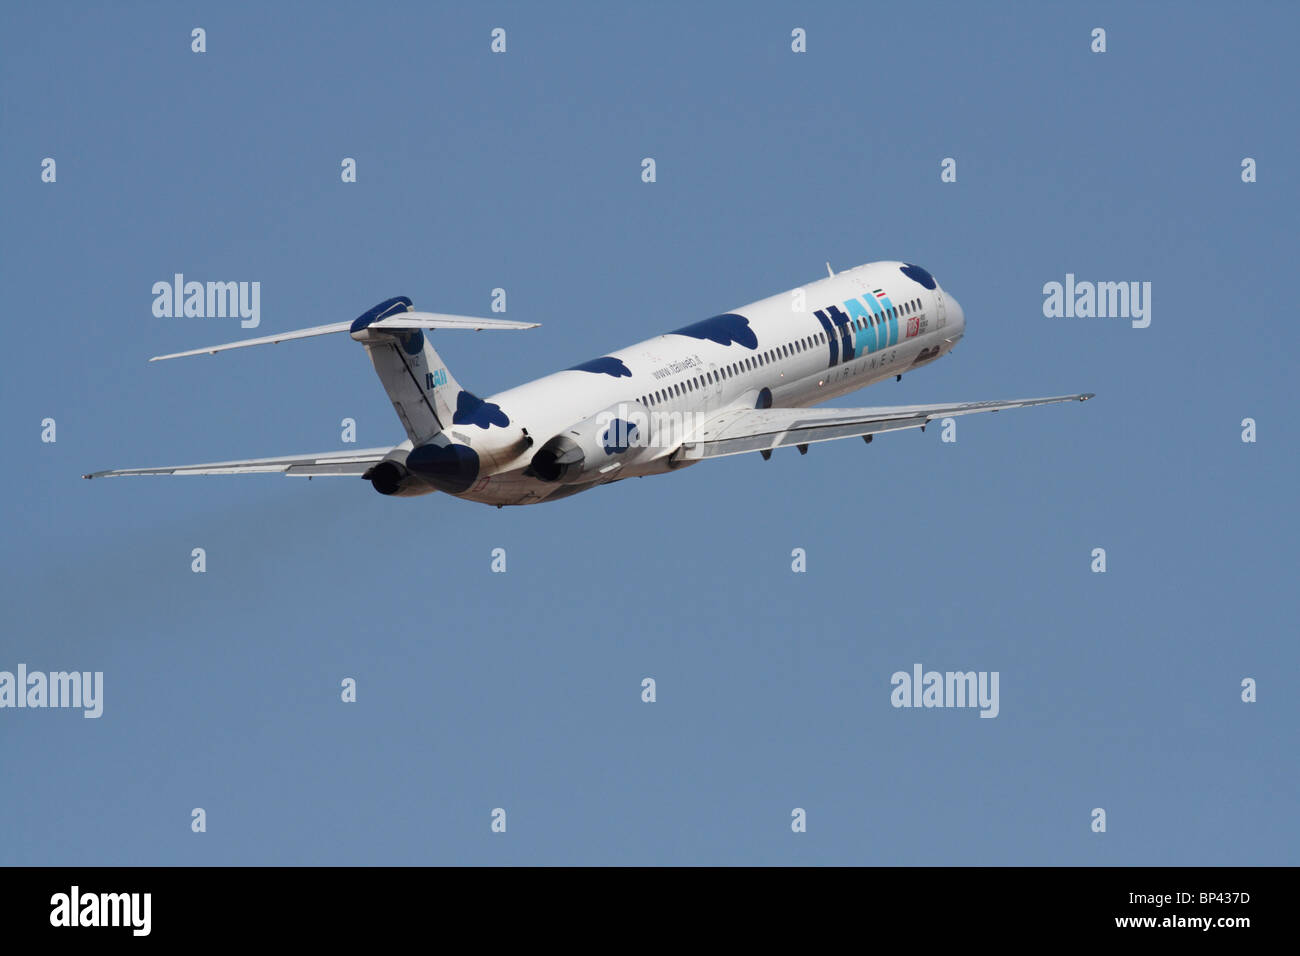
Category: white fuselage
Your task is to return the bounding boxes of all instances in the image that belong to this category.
[438,261,965,505]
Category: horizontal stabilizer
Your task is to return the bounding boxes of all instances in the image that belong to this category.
[82,447,394,479]
[370,313,540,332]
[150,312,539,362]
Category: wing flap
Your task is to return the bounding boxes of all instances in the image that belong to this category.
[677,393,1093,460]
[82,447,394,479]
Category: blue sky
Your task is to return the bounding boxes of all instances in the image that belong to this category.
[2,1,1296,865]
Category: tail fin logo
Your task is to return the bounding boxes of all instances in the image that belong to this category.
[425,369,449,389]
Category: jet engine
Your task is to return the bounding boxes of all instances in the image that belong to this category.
[529,403,654,484]
[363,454,437,497]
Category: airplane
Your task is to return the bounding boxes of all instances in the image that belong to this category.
[84,261,1093,507]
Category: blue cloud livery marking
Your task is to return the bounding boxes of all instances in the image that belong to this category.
[401,329,425,355]
[670,313,759,349]
[568,356,632,378]
[349,296,413,333]
[601,419,640,454]
[452,391,510,429]
[348,295,423,353]
[900,263,937,289]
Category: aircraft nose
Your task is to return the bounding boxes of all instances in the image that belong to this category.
[946,294,965,332]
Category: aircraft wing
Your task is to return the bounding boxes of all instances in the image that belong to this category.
[675,393,1094,461]
[82,447,394,479]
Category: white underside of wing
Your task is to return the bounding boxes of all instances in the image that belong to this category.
[82,447,394,479]
[678,393,1094,460]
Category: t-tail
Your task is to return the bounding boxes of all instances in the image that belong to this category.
[147,296,539,447]
[349,296,467,444]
